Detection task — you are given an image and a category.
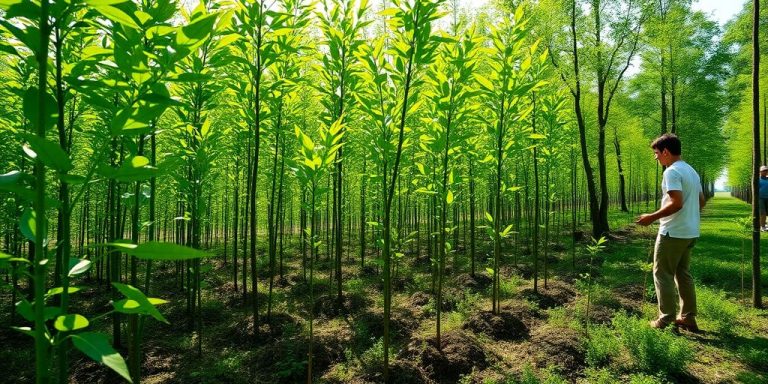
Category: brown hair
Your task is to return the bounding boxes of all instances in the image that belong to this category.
[651,133,681,156]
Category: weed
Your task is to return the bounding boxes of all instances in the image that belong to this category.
[584,325,621,367]
[545,307,579,329]
[345,278,366,294]
[697,287,739,336]
[613,312,693,375]
[459,367,480,384]
[738,345,768,370]
[359,338,393,371]
[628,373,667,384]
[457,290,482,318]
[508,364,567,384]
[580,367,617,384]
[500,273,523,299]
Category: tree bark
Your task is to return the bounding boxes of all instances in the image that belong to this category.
[751,0,762,309]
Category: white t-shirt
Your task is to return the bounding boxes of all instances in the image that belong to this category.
[659,160,702,239]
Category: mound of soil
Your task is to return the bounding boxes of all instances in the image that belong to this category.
[463,310,529,340]
[502,301,543,328]
[212,281,242,307]
[257,328,352,383]
[406,330,487,382]
[612,283,647,315]
[453,273,493,291]
[585,304,616,325]
[361,265,378,277]
[289,281,329,297]
[388,359,426,384]
[142,346,177,376]
[222,316,259,348]
[314,292,369,318]
[356,308,419,341]
[357,359,426,384]
[260,312,302,338]
[392,275,415,291]
[520,280,576,309]
[409,291,431,307]
[507,264,534,279]
[529,324,585,379]
[549,243,568,252]
[275,276,291,288]
[438,287,464,311]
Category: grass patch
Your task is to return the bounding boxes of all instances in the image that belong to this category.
[584,325,621,367]
[612,312,693,375]
[696,287,740,336]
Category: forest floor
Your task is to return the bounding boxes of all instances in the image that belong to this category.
[2,192,767,383]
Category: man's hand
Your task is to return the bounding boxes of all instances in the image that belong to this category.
[636,213,656,226]
[636,190,683,227]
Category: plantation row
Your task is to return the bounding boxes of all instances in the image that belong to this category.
[0,0,748,382]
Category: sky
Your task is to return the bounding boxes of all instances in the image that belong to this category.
[691,0,747,27]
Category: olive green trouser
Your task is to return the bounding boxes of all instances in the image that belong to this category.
[653,233,697,323]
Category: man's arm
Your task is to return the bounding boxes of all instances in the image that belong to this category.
[636,190,683,226]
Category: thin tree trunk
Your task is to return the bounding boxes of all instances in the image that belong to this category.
[751,0,762,309]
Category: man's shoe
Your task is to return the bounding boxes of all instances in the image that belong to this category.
[650,319,670,329]
[674,318,700,332]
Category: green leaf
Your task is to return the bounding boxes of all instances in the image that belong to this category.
[15,299,33,322]
[11,326,35,338]
[271,28,293,37]
[379,8,399,16]
[59,174,87,184]
[474,74,494,92]
[501,224,515,237]
[90,4,140,29]
[20,208,45,242]
[47,286,82,297]
[484,212,493,223]
[69,258,92,276]
[102,241,211,261]
[113,297,169,315]
[0,0,40,19]
[84,0,130,5]
[167,72,212,82]
[111,283,167,323]
[71,332,132,383]
[109,156,158,182]
[54,314,89,332]
[180,13,218,41]
[23,134,73,172]
[486,267,494,276]
[446,190,454,205]
[0,170,22,188]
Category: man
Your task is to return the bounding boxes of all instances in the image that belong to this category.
[759,165,768,231]
[636,133,704,331]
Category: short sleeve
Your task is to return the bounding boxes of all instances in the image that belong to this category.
[663,168,682,191]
